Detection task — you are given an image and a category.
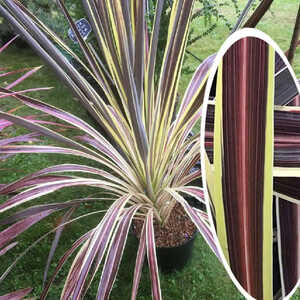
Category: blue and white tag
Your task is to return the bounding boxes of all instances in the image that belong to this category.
[68,18,92,43]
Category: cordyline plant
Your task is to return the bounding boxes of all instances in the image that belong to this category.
[203,36,300,300]
[0,0,221,299]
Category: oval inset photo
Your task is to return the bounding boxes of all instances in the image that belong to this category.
[200,29,300,300]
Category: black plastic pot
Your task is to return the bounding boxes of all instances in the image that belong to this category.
[131,226,198,273]
[156,230,198,273]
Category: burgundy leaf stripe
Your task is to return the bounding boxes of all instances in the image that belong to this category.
[146,210,162,300]
[131,221,147,300]
[97,205,142,300]
[221,37,269,298]
[71,195,131,299]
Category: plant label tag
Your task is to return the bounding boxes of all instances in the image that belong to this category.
[68,18,92,43]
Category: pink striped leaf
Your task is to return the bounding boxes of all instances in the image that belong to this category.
[145,210,161,300]
[0,35,19,53]
[56,0,107,89]
[61,236,91,299]
[40,230,92,300]
[21,119,75,129]
[0,133,41,146]
[1,214,102,291]
[0,88,130,170]
[0,175,73,195]
[131,220,146,300]
[156,0,193,111]
[0,209,55,249]
[97,205,142,300]
[0,87,52,99]
[0,145,129,182]
[66,195,131,299]
[0,115,72,132]
[43,207,76,286]
[0,242,18,256]
[146,0,164,107]
[0,214,104,292]
[0,119,13,131]
[0,145,106,165]
[0,111,98,156]
[0,164,126,195]
[64,249,89,299]
[0,88,108,141]
[195,209,210,223]
[172,152,200,184]
[0,67,31,78]
[178,169,201,186]
[0,287,32,300]
[0,178,121,213]
[75,135,125,167]
[0,198,99,226]
[176,54,215,121]
[174,186,205,204]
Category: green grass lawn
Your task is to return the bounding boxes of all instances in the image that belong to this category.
[180,0,300,95]
[1,1,300,299]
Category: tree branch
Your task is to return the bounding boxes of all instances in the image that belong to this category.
[243,0,274,28]
[287,5,300,65]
